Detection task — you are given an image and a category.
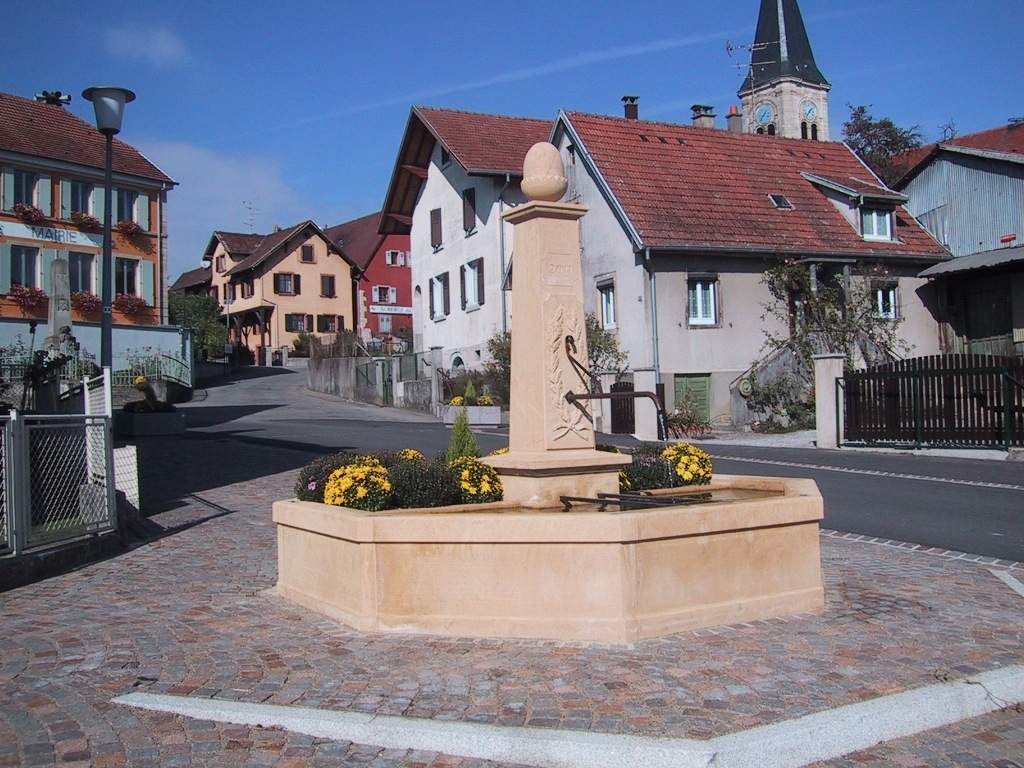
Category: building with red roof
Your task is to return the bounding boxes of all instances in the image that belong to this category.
[552,105,947,426]
[896,120,1024,358]
[325,212,410,347]
[0,91,175,327]
[379,106,551,372]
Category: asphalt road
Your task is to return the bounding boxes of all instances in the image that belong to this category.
[179,366,1024,562]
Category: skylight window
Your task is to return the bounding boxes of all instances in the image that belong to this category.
[769,194,794,210]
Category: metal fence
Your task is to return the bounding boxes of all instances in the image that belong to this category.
[0,373,115,557]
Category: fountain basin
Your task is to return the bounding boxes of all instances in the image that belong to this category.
[273,474,824,642]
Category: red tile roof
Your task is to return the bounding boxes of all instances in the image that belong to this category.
[324,212,384,271]
[895,121,1024,185]
[379,107,551,235]
[414,107,552,176]
[208,231,265,258]
[223,220,356,276]
[561,111,946,260]
[0,92,174,184]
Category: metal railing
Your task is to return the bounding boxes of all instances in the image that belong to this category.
[112,352,191,388]
[0,372,115,557]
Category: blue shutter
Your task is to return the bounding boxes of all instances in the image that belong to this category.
[1,169,13,210]
[141,260,155,306]
[137,192,150,231]
[93,186,105,221]
[0,245,11,293]
[37,174,52,216]
[41,249,58,293]
[60,179,72,218]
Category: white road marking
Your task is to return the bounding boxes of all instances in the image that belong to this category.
[990,568,1024,599]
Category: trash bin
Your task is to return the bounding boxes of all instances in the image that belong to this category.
[272,350,283,366]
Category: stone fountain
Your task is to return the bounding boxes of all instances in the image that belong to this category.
[273,144,825,642]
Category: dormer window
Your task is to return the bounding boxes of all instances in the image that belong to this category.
[861,208,892,241]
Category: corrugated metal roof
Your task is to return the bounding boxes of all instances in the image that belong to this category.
[919,244,1024,277]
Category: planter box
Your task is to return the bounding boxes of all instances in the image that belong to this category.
[439,405,502,426]
[113,411,185,437]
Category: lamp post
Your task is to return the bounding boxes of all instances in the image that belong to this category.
[82,86,135,371]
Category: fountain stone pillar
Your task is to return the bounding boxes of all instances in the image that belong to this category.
[484,143,629,507]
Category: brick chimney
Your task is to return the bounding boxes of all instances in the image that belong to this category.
[691,104,716,129]
[622,95,638,120]
[727,105,743,133]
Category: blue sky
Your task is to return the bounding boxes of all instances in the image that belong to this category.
[3,0,1022,283]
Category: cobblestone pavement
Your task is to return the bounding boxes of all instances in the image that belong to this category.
[1,435,1022,767]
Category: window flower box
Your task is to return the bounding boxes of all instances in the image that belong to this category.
[7,283,48,313]
[12,203,45,224]
[112,293,148,316]
[115,219,143,236]
[70,211,101,231]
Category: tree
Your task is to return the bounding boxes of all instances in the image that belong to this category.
[841,104,923,186]
[445,408,480,462]
[168,293,227,360]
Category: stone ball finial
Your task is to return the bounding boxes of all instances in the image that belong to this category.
[521,142,567,202]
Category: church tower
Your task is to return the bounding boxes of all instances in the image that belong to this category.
[738,0,830,140]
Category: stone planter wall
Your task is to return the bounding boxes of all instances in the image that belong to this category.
[439,405,502,426]
[113,411,185,437]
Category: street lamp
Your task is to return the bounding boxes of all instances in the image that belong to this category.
[82,86,135,371]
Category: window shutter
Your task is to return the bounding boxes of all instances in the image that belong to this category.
[1,169,13,210]
[273,274,282,294]
[398,252,405,266]
[93,186,105,221]
[428,278,435,318]
[36,175,52,217]
[462,188,476,232]
[388,286,397,303]
[293,274,301,295]
[141,260,156,306]
[442,272,450,316]
[60,179,71,218]
[0,244,11,293]
[460,264,467,310]
[476,258,484,305]
[338,315,345,331]
[430,208,442,248]
[305,314,313,332]
[137,193,150,231]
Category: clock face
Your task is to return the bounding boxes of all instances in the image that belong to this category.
[801,100,817,121]
[755,103,774,125]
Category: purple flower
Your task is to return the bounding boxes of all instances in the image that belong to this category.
[307,481,317,491]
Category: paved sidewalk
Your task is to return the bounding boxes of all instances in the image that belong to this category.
[1,434,1022,766]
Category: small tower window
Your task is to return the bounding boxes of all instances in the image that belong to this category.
[801,122,808,140]
[811,124,819,141]
[767,124,776,136]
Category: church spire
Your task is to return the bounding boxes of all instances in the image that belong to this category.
[739,0,829,94]
[738,0,831,140]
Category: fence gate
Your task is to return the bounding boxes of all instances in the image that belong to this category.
[380,359,394,407]
[610,379,635,434]
[843,354,1024,449]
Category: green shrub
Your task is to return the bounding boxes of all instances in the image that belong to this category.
[390,457,461,508]
[445,408,480,462]
[619,453,676,492]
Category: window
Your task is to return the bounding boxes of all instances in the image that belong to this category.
[10,245,39,287]
[384,250,405,266]
[429,273,450,320]
[769,194,794,210]
[241,279,254,298]
[273,273,300,295]
[875,284,898,319]
[301,245,314,262]
[317,314,337,333]
[68,251,93,293]
[13,170,37,206]
[225,283,236,302]
[430,208,442,249]
[462,188,476,233]
[216,254,227,273]
[320,274,336,297]
[115,257,138,295]
[598,282,616,329]
[374,285,397,304]
[688,277,717,326]
[116,189,137,223]
[861,209,892,241]
[378,314,392,334]
[440,147,451,167]
[69,181,92,214]
[460,258,484,310]
[285,313,310,333]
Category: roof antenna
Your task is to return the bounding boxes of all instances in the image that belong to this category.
[242,200,259,233]
[35,90,71,106]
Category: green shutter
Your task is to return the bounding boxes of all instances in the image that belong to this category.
[141,260,155,306]
[37,174,52,216]
[60,179,72,218]
[41,249,58,293]
[137,192,150,231]
[1,169,13,210]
